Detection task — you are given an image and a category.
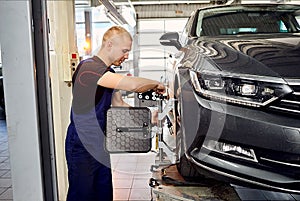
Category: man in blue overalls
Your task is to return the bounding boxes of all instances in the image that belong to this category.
[65,26,165,201]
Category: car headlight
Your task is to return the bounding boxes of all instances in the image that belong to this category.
[190,70,293,107]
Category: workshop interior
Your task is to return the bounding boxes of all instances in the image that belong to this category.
[0,0,300,200]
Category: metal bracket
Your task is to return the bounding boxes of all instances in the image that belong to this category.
[158,98,176,121]
[154,98,177,168]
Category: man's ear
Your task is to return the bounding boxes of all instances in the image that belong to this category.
[107,40,113,48]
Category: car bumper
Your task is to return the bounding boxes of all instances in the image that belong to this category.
[180,83,300,193]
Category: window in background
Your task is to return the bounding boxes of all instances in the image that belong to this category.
[75,6,113,58]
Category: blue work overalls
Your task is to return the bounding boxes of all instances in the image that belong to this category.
[65,84,114,201]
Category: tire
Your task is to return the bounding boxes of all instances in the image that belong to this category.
[174,85,203,180]
[177,154,203,180]
[176,124,203,180]
[174,84,220,186]
[176,123,219,185]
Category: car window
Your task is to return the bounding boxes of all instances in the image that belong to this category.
[296,15,300,24]
[179,19,190,46]
[180,12,195,46]
[197,10,300,36]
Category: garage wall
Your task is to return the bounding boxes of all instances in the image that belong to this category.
[136,18,187,82]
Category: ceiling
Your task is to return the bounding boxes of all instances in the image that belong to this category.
[77,0,295,24]
[80,0,229,20]
[91,0,220,6]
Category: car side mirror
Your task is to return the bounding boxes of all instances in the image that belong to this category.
[159,32,182,50]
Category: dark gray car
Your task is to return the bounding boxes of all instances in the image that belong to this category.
[160,3,300,194]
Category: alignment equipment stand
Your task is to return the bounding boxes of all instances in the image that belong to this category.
[151,96,177,171]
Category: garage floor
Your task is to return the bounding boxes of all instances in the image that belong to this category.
[0,106,300,200]
[111,153,156,200]
[0,106,157,201]
[0,108,12,201]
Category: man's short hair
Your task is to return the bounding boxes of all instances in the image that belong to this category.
[102,26,132,43]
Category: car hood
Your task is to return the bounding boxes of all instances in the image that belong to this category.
[189,33,300,79]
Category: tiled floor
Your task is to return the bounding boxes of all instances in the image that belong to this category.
[111,153,156,201]
[110,96,158,200]
[0,109,13,201]
[0,106,156,201]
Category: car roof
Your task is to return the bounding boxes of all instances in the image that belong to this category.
[197,3,300,13]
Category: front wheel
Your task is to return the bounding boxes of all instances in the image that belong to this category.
[174,88,202,180]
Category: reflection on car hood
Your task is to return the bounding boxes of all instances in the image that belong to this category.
[190,33,300,79]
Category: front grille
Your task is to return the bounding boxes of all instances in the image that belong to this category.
[268,83,300,116]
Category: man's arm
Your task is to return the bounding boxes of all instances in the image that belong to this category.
[97,72,165,94]
[111,91,131,107]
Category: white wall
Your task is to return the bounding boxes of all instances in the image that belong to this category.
[0,1,44,200]
[47,1,76,200]
[137,18,187,82]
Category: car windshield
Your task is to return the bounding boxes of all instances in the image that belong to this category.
[196,5,300,36]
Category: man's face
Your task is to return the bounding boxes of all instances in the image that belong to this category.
[111,35,132,66]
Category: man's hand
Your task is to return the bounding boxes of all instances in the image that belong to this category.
[154,83,166,94]
[151,109,159,125]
